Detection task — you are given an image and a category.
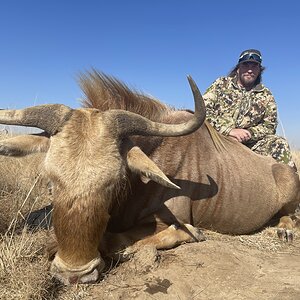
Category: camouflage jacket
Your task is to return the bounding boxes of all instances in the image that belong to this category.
[203,76,278,142]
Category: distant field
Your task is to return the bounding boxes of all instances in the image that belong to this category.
[292,150,300,170]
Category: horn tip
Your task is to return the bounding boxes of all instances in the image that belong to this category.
[187,75,196,86]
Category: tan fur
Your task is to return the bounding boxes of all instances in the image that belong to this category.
[277,216,295,230]
[277,203,300,230]
[79,70,168,121]
[0,71,299,285]
[0,134,50,155]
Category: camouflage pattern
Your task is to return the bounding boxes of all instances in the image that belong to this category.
[203,76,297,170]
[249,135,295,168]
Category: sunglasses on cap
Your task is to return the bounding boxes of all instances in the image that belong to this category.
[238,52,262,64]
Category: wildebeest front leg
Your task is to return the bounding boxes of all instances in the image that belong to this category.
[118,223,205,259]
[139,223,204,246]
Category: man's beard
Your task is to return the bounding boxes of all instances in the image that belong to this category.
[239,74,256,88]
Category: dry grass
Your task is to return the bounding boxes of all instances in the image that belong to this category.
[0,174,89,299]
[0,229,52,299]
[292,150,300,171]
[0,134,56,299]
[0,129,299,300]
[0,133,94,299]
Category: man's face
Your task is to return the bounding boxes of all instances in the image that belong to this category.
[237,62,260,88]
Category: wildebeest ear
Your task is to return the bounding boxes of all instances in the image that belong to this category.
[0,134,50,156]
[126,146,180,189]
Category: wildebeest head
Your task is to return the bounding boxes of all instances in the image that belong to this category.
[0,75,206,284]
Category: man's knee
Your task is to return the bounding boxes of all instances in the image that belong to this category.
[251,135,296,170]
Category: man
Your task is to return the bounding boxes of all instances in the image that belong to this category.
[203,49,297,171]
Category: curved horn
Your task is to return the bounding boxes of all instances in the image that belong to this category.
[0,104,73,135]
[109,76,206,137]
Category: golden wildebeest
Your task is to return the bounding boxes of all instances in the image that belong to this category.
[0,72,299,285]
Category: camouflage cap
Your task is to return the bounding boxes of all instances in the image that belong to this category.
[238,49,262,65]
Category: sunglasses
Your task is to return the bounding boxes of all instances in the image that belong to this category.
[238,52,262,64]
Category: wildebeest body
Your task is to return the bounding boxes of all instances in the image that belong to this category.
[0,71,299,285]
[107,113,298,236]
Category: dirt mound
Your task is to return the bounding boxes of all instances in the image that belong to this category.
[0,224,300,299]
[48,229,299,300]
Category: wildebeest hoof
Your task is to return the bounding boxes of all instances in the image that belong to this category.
[183,224,206,242]
[119,247,136,261]
[277,228,293,243]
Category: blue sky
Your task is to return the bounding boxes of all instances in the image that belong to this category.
[0,1,299,148]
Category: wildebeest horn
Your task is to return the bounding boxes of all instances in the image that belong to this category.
[0,104,73,135]
[109,76,206,137]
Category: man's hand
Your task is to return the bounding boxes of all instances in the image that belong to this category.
[229,128,251,143]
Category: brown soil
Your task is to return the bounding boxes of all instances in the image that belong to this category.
[1,218,300,300]
[53,229,300,300]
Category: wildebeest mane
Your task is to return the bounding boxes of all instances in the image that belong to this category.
[79,70,229,152]
[79,70,170,122]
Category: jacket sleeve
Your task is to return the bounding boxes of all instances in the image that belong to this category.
[203,78,235,135]
[247,94,277,141]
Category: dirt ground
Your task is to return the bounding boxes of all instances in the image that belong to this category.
[0,216,300,299]
[49,228,300,300]
[1,214,300,300]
